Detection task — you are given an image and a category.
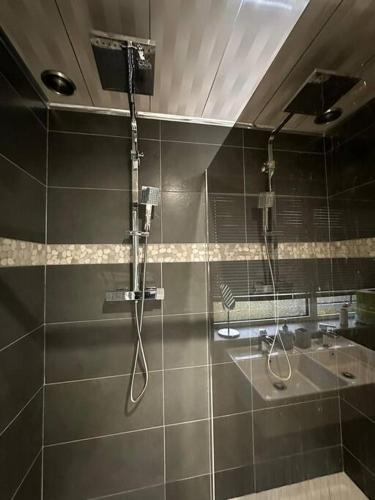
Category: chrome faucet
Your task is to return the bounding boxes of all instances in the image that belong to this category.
[319,323,338,348]
[258,330,274,354]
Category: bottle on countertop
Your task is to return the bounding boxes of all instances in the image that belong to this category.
[340,303,349,329]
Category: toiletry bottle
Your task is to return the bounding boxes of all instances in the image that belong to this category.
[340,303,349,329]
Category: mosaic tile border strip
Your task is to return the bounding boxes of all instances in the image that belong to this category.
[1,238,374,267]
[0,238,46,267]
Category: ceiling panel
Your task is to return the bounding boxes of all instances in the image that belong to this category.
[237,0,342,126]
[252,0,375,133]
[150,0,242,117]
[56,0,151,111]
[202,0,309,122]
[0,0,91,104]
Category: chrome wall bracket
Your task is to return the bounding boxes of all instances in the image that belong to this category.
[106,287,164,302]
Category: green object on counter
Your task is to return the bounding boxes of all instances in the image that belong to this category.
[356,289,375,325]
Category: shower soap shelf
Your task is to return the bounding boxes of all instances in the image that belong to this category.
[105,287,164,302]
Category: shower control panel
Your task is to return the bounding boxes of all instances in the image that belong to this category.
[106,287,164,302]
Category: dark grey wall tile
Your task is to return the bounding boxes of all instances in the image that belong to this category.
[341,383,375,424]
[161,120,241,146]
[208,194,246,243]
[214,413,253,471]
[0,155,45,242]
[0,266,44,349]
[256,453,303,492]
[0,31,46,127]
[166,475,211,500]
[48,187,161,244]
[163,263,206,315]
[50,109,159,139]
[245,149,326,197]
[161,142,216,192]
[274,196,330,242]
[342,399,375,475]
[0,390,42,500]
[46,264,162,323]
[165,420,210,481]
[329,184,375,241]
[49,133,160,190]
[164,366,208,424]
[212,362,252,417]
[43,428,164,500]
[163,313,208,369]
[206,147,243,194]
[0,327,43,432]
[303,445,343,481]
[45,372,163,444]
[214,466,254,500]
[0,73,46,183]
[47,188,130,244]
[108,484,165,500]
[328,133,375,195]
[162,191,206,243]
[332,258,375,292]
[46,317,162,383]
[254,398,341,463]
[255,446,342,493]
[244,128,323,153]
[344,447,375,499]
[13,452,42,500]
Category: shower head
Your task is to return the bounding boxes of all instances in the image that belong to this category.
[140,186,160,233]
[314,107,342,124]
[140,186,160,207]
[90,31,155,95]
[284,69,360,122]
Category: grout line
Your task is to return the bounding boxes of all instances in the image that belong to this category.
[10,447,43,500]
[343,445,375,479]
[41,98,49,500]
[45,418,212,449]
[47,185,132,192]
[205,170,216,500]
[0,151,46,188]
[0,324,43,353]
[45,370,163,386]
[0,385,43,438]
[341,396,375,426]
[44,425,165,448]
[87,471,212,500]
[328,178,375,200]
[216,444,342,476]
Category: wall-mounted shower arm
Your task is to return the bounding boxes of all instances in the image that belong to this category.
[263,112,294,189]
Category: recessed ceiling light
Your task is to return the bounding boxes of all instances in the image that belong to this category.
[41,70,76,96]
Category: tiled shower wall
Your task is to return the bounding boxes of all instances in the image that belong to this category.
[207,128,343,498]
[328,100,375,498]
[43,111,222,499]
[0,32,46,498]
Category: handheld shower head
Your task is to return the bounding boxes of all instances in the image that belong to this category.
[140,186,160,232]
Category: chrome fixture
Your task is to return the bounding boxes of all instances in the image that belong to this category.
[140,186,160,233]
[41,70,76,96]
[93,31,161,404]
[258,331,274,354]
